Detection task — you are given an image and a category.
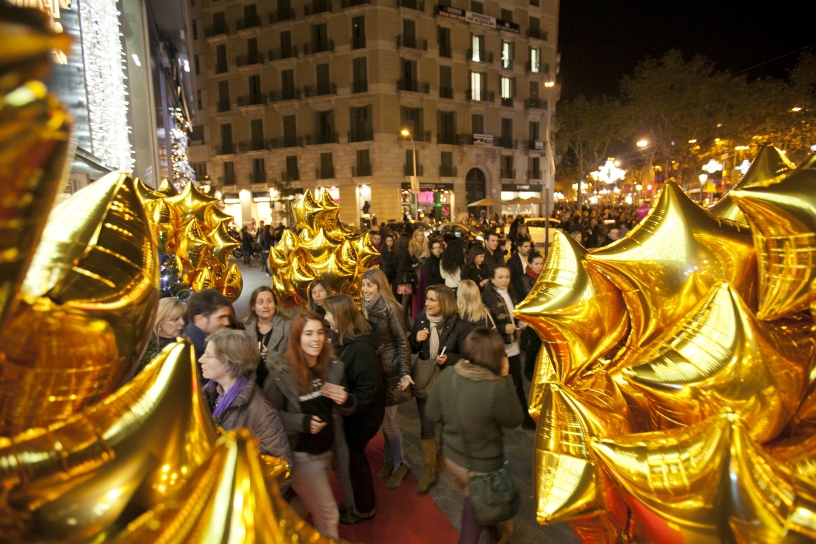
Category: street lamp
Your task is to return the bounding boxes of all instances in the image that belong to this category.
[544,80,555,257]
[401,128,417,219]
[637,140,648,148]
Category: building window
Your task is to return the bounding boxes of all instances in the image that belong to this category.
[530,0,539,6]
[224,161,235,184]
[529,47,541,73]
[470,34,484,61]
[352,56,368,93]
[281,69,295,99]
[192,20,197,40]
[501,41,513,69]
[470,0,483,13]
[218,80,230,111]
[401,107,423,137]
[280,30,293,57]
[194,54,200,75]
[501,155,514,178]
[500,76,514,100]
[437,26,451,58]
[529,156,541,179]
[196,89,204,110]
[312,23,330,52]
[252,158,265,183]
[191,162,207,177]
[247,37,259,63]
[285,155,299,180]
[472,114,484,135]
[248,74,262,103]
[191,125,205,144]
[215,44,227,73]
[318,152,334,179]
[351,16,366,49]
[356,149,371,176]
[220,124,233,154]
[315,110,335,144]
[469,70,486,101]
[529,121,540,141]
[283,115,297,146]
[316,63,331,95]
[250,118,264,148]
[350,105,372,142]
[405,149,421,176]
[439,65,452,98]
[440,151,455,177]
[500,8,512,22]
[212,11,226,33]
[437,110,455,144]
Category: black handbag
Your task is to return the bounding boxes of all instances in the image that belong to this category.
[410,353,440,398]
[453,372,519,526]
[401,269,418,285]
[385,374,412,406]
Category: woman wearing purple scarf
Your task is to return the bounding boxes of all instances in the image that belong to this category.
[200,328,293,487]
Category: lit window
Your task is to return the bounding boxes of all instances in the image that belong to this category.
[530,48,540,73]
[501,77,512,99]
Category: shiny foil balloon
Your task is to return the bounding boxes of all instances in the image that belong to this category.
[220,263,243,303]
[592,411,816,544]
[586,181,756,350]
[515,230,629,383]
[0,173,159,435]
[114,429,347,544]
[709,145,794,223]
[0,340,217,542]
[617,280,811,443]
[730,155,816,321]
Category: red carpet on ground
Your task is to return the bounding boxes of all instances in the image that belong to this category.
[330,433,460,543]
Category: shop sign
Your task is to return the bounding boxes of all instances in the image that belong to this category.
[534,140,544,150]
[437,5,466,20]
[495,19,520,34]
[437,4,520,33]
[252,191,271,202]
[401,182,455,190]
[223,193,241,204]
[502,183,542,191]
[473,134,493,147]
[467,11,495,27]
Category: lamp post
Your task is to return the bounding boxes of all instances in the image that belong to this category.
[544,80,555,257]
[401,128,417,220]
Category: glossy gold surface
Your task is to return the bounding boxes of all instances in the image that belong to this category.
[730,155,816,321]
[0,6,71,92]
[587,181,756,350]
[114,429,347,543]
[592,411,816,543]
[269,190,378,306]
[515,230,629,383]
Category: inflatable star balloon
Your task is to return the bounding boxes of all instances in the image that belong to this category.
[730,155,816,321]
[269,189,378,306]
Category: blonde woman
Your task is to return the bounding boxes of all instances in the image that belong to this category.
[456,280,493,328]
[136,297,186,375]
[409,228,429,320]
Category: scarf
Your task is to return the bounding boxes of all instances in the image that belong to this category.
[426,312,444,359]
[207,376,248,421]
[525,264,540,281]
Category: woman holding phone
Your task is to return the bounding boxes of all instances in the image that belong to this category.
[244,286,291,386]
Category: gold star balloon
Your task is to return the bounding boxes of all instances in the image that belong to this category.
[709,145,794,223]
[586,181,757,350]
[292,188,322,231]
[207,221,240,268]
[166,181,218,227]
[515,230,629,383]
[156,178,178,197]
[730,155,816,321]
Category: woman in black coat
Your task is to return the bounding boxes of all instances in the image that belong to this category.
[408,284,472,493]
[461,245,490,290]
[395,233,416,323]
[424,237,445,288]
[379,233,398,287]
[323,295,385,523]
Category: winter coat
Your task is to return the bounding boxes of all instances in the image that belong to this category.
[241,230,254,252]
[136,334,176,375]
[363,294,411,405]
[380,247,398,286]
[482,285,519,345]
[424,255,444,287]
[246,314,291,355]
[461,264,488,289]
[426,360,524,473]
[520,273,537,301]
[396,247,415,285]
[203,373,294,489]
[409,310,472,370]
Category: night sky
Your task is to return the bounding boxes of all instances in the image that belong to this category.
[558,1,814,101]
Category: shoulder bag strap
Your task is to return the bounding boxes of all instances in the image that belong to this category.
[452,372,473,472]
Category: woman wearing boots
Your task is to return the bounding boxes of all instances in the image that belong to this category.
[360,269,414,489]
[409,284,472,493]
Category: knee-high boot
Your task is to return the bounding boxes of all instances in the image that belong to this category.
[415,438,437,493]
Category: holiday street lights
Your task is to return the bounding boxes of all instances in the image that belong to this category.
[544,80,555,257]
[401,128,418,219]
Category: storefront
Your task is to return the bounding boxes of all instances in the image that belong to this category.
[222,193,243,226]
[401,182,455,222]
[501,183,542,217]
[356,184,373,230]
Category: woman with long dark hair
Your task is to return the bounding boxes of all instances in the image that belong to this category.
[461,246,490,289]
[323,294,385,523]
[395,233,415,325]
[440,239,466,292]
[263,312,357,540]
[409,284,472,493]
[244,286,291,386]
[379,233,398,288]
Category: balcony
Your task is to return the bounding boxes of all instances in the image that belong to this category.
[397,35,427,50]
[304,0,332,15]
[501,97,514,107]
[268,9,295,23]
[238,140,269,152]
[342,0,370,6]
[466,49,493,63]
[268,46,298,60]
[501,168,515,179]
[217,100,230,112]
[397,79,430,93]
[305,132,339,145]
[250,172,267,183]
[281,170,300,182]
[439,45,452,58]
[437,131,457,145]
[439,165,457,177]
[303,83,337,97]
[269,88,301,102]
[527,28,548,40]
[352,79,368,93]
[348,128,373,142]
[397,0,424,10]
[303,39,335,55]
[205,24,229,38]
[439,86,453,99]
[400,130,431,142]
[235,52,265,67]
[235,16,262,31]
[528,170,542,180]
[525,98,545,109]
[216,143,235,155]
[353,164,372,176]
[497,137,517,149]
[404,164,424,176]
[351,35,366,49]
[466,89,494,102]
[237,94,268,107]
[270,136,303,149]
[215,62,228,74]
[525,140,544,151]
[316,166,335,179]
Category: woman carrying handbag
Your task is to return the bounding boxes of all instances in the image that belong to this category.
[426,327,524,544]
[408,284,472,493]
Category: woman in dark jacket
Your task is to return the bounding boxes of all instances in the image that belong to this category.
[461,245,490,290]
[424,238,445,288]
[244,286,291,386]
[409,284,472,493]
[199,328,293,489]
[481,264,536,430]
[324,294,385,523]
[379,233,398,287]
[263,312,356,540]
[240,226,254,265]
[426,327,524,544]
[360,268,414,489]
[395,233,416,324]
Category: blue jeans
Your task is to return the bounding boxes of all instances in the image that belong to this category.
[381,405,409,471]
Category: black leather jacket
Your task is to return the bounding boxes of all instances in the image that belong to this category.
[409,310,472,370]
[363,294,411,401]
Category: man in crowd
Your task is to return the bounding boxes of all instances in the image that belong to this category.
[183,289,233,364]
[508,237,532,296]
[483,231,505,268]
[368,230,382,267]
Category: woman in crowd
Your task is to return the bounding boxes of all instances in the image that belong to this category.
[424,238,445,288]
[323,294,385,523]
[440,239,465,292]
[199,328,293,487]
[136,297,186,374]
[507,215,525,252]
[520,253,544,382]
[426,327,524,544]
[409,285,472,493]
[409,228,430,320]
[260,224,273,275]
[482,264,536,430]
[263,312,356,540]
[240,225,254,265]
[456,280,493,328]
[307,280,332,319]
[244,286,291,386]
[395,233,416,324]
[461,246,490,290]
[379,233,398,288]
[360,269,414,489]
[570,230,584,245]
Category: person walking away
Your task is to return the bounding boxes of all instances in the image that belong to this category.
[409,285,472,492]
[200,328,293,490]
[263,313,357,540]
[440,239,465,293]
[240,226,254,265]
[323,295,385,524]
[360,269,414,489]
[481,265,536,430]
[426,327,524,544]
[244,286,291,386]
